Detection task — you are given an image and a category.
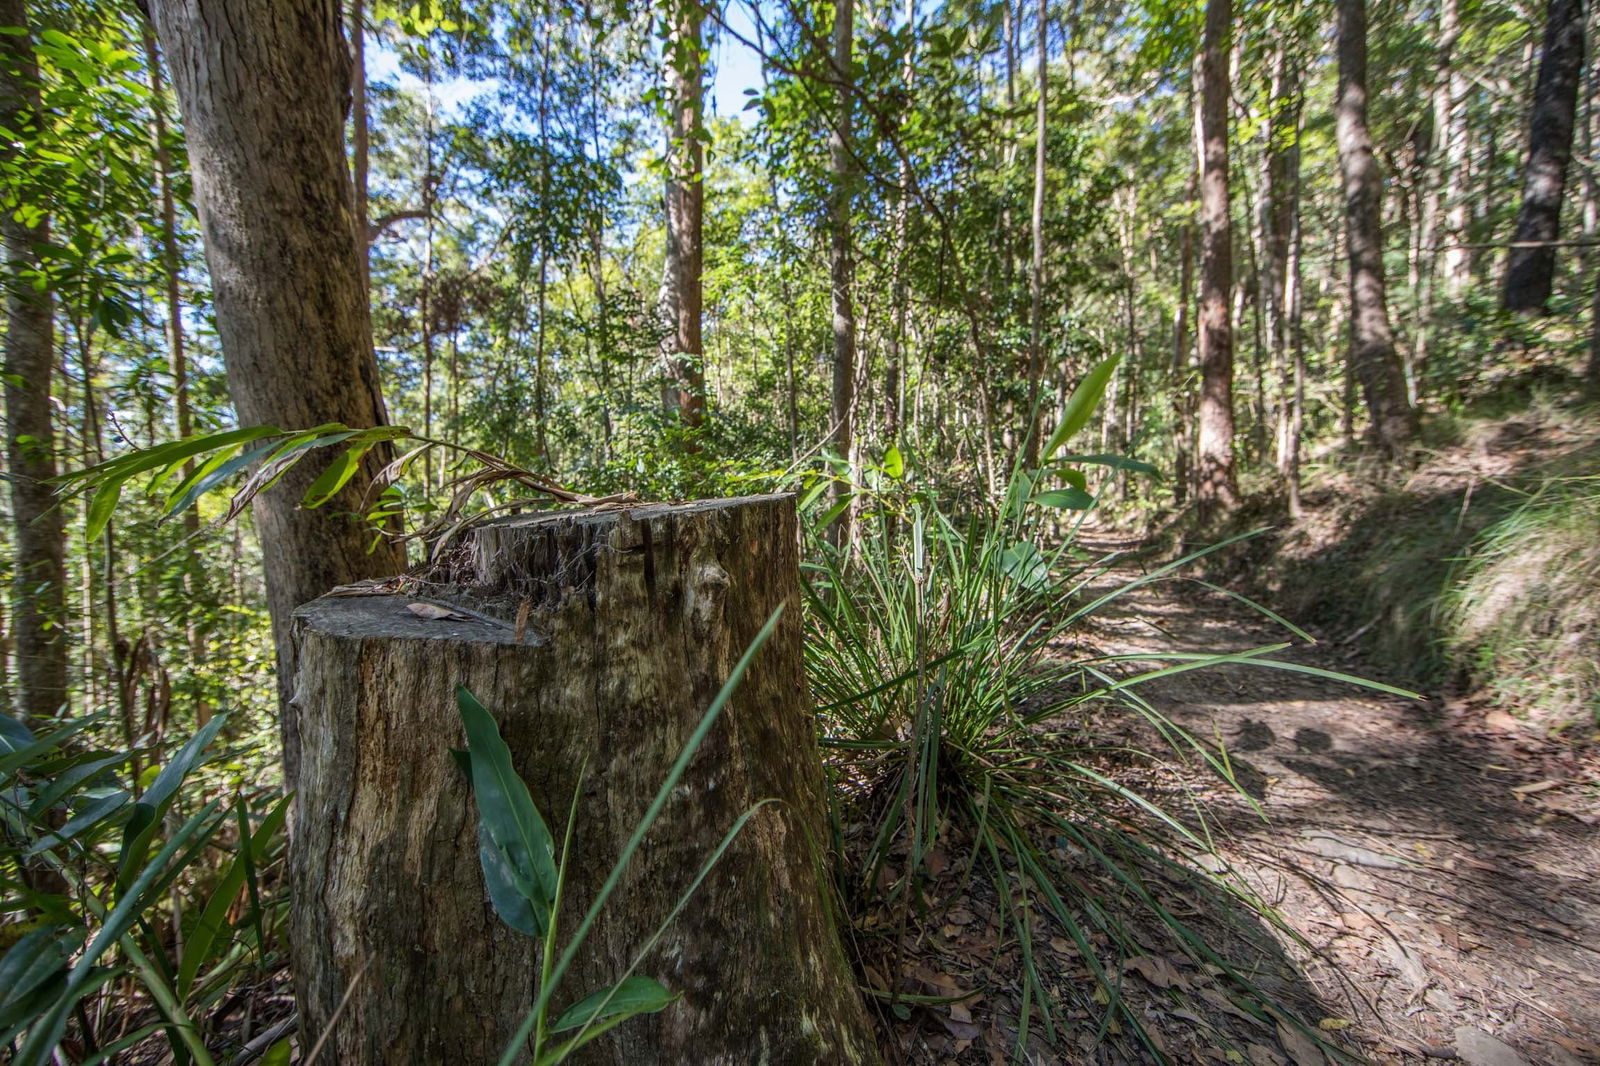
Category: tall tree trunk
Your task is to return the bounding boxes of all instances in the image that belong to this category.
[350,0,370,282]
[1502,0,1587,312]
[1195,0,1237,520]
[1,0,67,724]
[1172,204,1195,507]
[828,0,857,542]
[1337,0,1418,456]
[142,27,211,724]
[1439,0,1472,296]
[659,0,706,430]
[1282,86,1306,515]
[1023,0,1048,468]
[885,0,916,448]
[146,0,407,724]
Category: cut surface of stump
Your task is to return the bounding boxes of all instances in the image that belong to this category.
[288,494,877,1064]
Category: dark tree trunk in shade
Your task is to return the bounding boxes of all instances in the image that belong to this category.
[145,0,406,723]
[1503,0,1587,312]
[0,0,67,724]
[1336,0,1418,456]
[288,496,880,1065]
[1195,0,1238,520]
[658,0,706,430]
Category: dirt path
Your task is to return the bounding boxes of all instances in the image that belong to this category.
[1081,539,1600,1066]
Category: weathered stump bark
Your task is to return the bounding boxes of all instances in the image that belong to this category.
[287,494,878,1065]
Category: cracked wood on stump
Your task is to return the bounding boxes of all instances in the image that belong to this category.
[287,494,877,1065]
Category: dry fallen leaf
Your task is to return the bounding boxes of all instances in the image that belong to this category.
[1124,954,1189,990]
[407,601,468,621]
[1275,1021,1327,1066]
[1509,779,1561,795]
[1317,1018,1351,1031]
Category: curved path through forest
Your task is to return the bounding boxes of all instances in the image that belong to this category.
[1080,532,1600,1066]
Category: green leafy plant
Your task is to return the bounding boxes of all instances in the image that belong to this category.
[803,358,1410,1059]
[455,607,783,1066]
[0,711,288,1066]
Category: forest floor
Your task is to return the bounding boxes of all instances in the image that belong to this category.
[1060,534,1600,1066]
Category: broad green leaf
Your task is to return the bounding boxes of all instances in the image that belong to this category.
[175,793,290,1000]
[1032,487,1095,510]
[118,714,229,888]
[1055,453,1161,476]
[0,927,77,1025]
[66,425,283,486]
[551,975,675,1033]
[816,495,851,531]
[161,441,281,520]
[14,802,223,1066]
[456,687,557,938]
[27,791,130,854]
[883,445,905,479]
[302,440,379,509]
[1042,356,1121,462]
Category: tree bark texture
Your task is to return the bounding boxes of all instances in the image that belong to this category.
[288,495,878,1065]
[1502,0,1587,312]
[1336,0,1418,456]
[659,0,706,430]
[1195,0,1238,520]
[146,0,406,722]
[1,0,67,724]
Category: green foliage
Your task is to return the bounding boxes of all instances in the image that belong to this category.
[0,711,287,1066]
[1443,475,1600,727]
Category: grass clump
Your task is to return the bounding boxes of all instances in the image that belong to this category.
[1443,475,1600,728]
[799,460,1390,1060]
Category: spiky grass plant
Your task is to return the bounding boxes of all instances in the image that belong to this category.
[1442,473,1600,727]
[802,365,1410,1060]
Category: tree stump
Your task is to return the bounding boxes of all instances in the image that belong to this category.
[286,494,878,1065]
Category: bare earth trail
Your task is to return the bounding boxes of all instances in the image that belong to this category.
[1077,532,1600,1066]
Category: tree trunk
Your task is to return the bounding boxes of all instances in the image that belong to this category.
[1171,206,1195,507]
[288,495,879,1065]
[141,26,211,723]
[1336,0,1418,456]
[350,0,370,282]
[659,0,706,430]
[146,0,406,723]
[1023,0,1048,468]
[1195,0,1237,520]
[1439,0,1472,296]
[1502,0,1587,312]
[829,0,857,543]
[1,0,67,724]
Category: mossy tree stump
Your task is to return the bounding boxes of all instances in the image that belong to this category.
[287,495,877,1064]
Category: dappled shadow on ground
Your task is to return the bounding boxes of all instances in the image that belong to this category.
[1074,559,1600,1066]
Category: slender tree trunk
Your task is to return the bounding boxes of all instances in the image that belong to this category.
[350,0,370,285]
[1440,0,1472,295]
[659,0,706,431]
[1023,0,1048,468]
[1283,85,1306,515]
[1,0,67,724]
[1502,0,1587,312]
[142,27,211,723]
[1337,0,1418,456]
[885,0,916,448]
[1195,0,1237,520]
[146,0,407,723]
[1172,207,1195,506]
[829,0,857,542]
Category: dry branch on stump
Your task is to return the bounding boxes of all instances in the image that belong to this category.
[287,495,877,1064]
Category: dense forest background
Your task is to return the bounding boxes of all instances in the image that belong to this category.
[3,0,1598,1060]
